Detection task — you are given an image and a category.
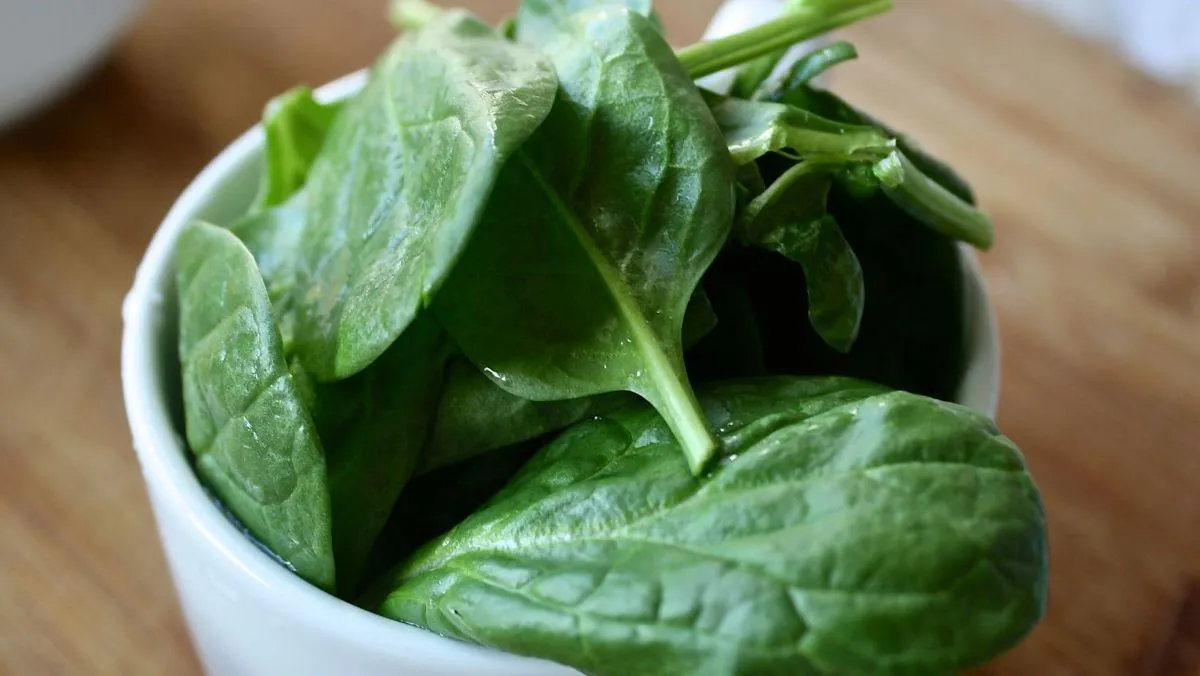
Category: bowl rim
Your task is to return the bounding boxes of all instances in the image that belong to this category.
[120,69,1000,669]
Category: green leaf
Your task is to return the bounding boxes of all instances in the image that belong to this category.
[291,12,558,381]
[434,9,736,474]
[420,288,715,476]
[754,213,864,353]
[311,316,451,592]
[220,195,454,591]
[358,441,542,608]
[226,194,307,351]
[176,221,335,591]
[251,88,344,212]
[514,0,654,42]
[381,377,1048,676]
[739,161,864,353]
[419,358,632,475]
[704,92,894,165]
[752,39,858,99]
[705,183,970,402]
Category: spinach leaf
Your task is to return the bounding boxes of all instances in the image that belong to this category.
[229,195,452,591]
[313,316,451,592]
[434,8,736,474]
[420,358,632,475]
[176,222,335,590]
[227,194,307,350]
[421,288,718,475]
[704,92,894,165]
[513,0,654,42]
[358,440,543,608]
[707,183,969,402]
[291,11,558,381]
[381,377,1048,676]
[251,87,344,212]
[738,161,864,353]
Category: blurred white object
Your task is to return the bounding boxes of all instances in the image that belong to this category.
[0,0,143,129]
[698,0,789,93]
[1014,0,1200,98]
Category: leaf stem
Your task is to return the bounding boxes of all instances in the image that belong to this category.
[874,151,995,249]
[677,0,892,79]
[756,40,859,99]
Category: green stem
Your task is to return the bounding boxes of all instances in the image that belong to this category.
[874,151,995,250]
[678,0,892,79]
[760,40,859,97]
[390,0,444,30]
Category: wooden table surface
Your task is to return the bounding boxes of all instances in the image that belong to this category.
[2,0,1198,673]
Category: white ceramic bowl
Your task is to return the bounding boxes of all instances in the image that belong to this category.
[121,16,999,676]
[0,0,143,129]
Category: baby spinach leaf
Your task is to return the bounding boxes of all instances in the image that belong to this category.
[752,39,858,99]
[312,316,451,592]
[176,222,335,590]
[420,358,633,475]
[514,0,653,42]
[750,213,864,354]
[381,377,1048,676]
[291,11,558,381]
[434,8,736,474]
[231,194,454,589]
[227,194,307,350]
[704,92,894,165]
[739,161,864,353]
[421,289,719,475]
[251,87,345,212]
[358,441,543,608]
[707,182,970,402]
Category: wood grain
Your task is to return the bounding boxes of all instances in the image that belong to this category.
[0,0,1196,673]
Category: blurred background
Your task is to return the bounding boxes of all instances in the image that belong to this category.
[0,0,1197,674]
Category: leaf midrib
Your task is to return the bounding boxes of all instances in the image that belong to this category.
[514,150,683,411]
[412,452,1026,577]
